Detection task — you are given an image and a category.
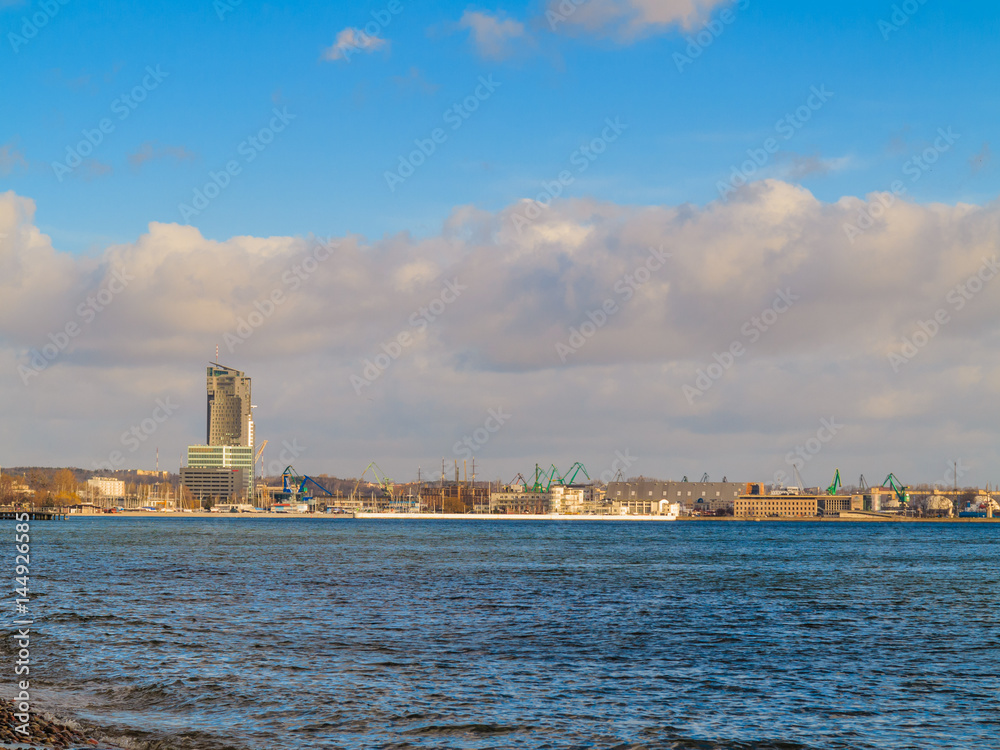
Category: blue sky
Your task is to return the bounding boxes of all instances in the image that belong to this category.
[3,0,1000,486]
[4,0,997,253]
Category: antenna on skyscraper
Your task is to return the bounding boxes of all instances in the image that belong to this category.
[215,344,219,362]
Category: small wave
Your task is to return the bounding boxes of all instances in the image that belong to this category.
[94,682,184,710]
[90,727,253,750]
[403,722,525,737]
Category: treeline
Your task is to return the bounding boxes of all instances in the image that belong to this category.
[1,468,179,507]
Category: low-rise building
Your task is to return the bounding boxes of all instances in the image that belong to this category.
[87,477,125,501]
[817,496,853,515]
[735,494,819,517]
[550,485,586,513]
[606,480,742,515]
[187,445,254,498]
[419,481,489,513]
[180,467,245,505]
[489,487,554,514]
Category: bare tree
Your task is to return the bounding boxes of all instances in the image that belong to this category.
[0,475,18,506]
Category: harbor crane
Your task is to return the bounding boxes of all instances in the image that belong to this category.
[881,473,909,505]
[523,464,560,492]
[278,466,335,507]
[508,473,528,489]
[826,469,842,495]
[792,465,807,493]
[526,464,547,492]
[519,463,593,490]
[542,464,561,491]
[253,440,268,478]
[351,461,395,502]
[560,462,591,485]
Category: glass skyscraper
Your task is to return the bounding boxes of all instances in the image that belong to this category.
[182,363,255,501]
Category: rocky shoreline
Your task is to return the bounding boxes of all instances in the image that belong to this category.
[0,698,104,749]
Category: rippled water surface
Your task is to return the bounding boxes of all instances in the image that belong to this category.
[6,518,1000,749]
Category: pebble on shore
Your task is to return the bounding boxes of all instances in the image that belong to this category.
[0,698,102,749]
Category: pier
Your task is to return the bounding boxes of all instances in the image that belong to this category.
[0,510,67,521]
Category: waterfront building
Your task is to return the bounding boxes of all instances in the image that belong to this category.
[817,496,853,515]
[87,476,125,501]
[186,445,254,498]
[735,493,819,517]
[180,467,245,505]
[489,483,672,516]
[419,481,490,513]
[606,480,743,515]
[550,485,586,513]
[206,364,253,446]
[182,363,255,498]
[489,486,555,514]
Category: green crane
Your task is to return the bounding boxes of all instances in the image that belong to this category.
[527,464,550,493]
[544,464,561,491]
[826,469,842,495]
[527,464,563,491]
[561,462,591,485]
[882,473,909,505]
[351,461,394,502]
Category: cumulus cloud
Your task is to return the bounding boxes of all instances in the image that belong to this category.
[322,27,389,61]
[545,0,734,41]
[2,185,999,487]
[458,9,529,60]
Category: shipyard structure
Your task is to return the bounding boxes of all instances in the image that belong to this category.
[270,471,996,520]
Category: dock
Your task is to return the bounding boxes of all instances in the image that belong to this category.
[0,510,67,521]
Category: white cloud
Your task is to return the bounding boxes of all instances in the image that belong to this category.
[546,0,734,41]
[458,9,528,60]
[2,185,1000,487]
[322,27,389,62]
